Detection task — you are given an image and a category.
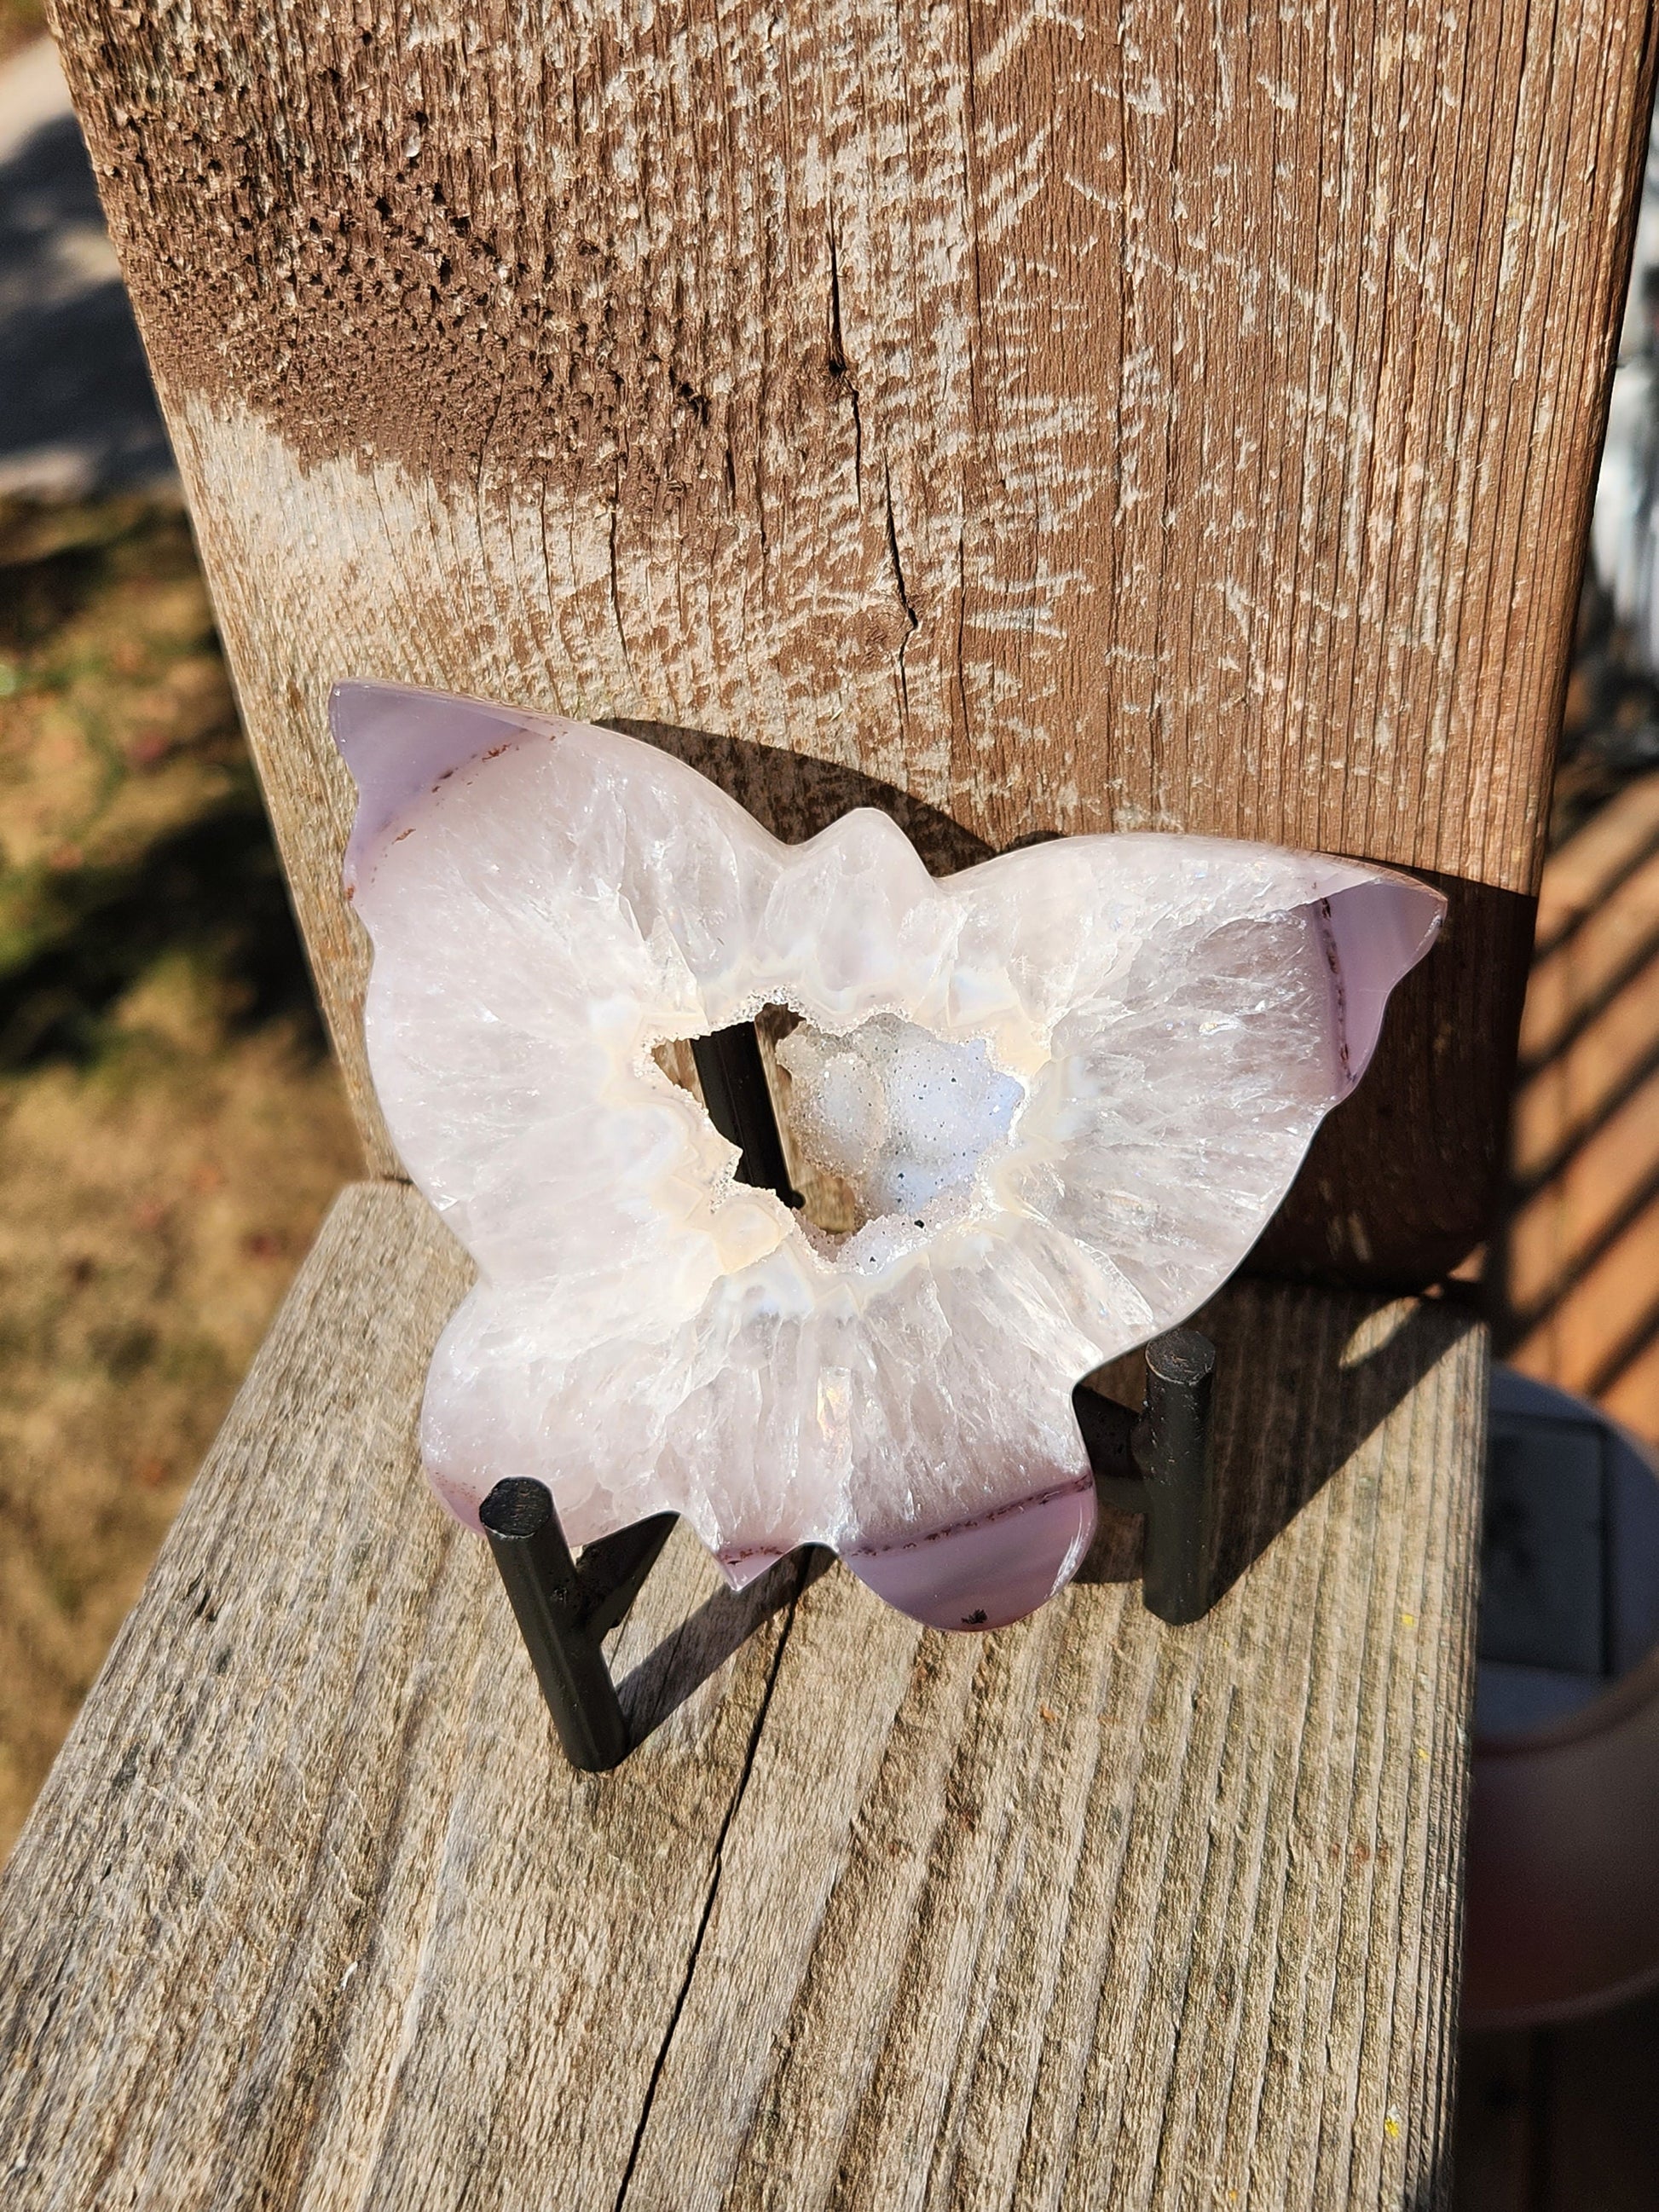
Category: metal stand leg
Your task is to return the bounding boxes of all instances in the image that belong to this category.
[481,1015,795,1774]
[1073,1325,1219,1626]
[690,1021,804,1206]
[479,1477,675,1771]
[483,1024,1220,1777]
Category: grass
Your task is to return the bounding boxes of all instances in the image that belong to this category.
[0,496,360,1858]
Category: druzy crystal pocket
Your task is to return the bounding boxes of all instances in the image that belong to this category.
[334,680,1443,1630]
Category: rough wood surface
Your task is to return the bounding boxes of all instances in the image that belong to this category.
[0,1181,1486,2209]
[48,0,1657,1279]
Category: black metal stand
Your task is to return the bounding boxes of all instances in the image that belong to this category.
[481,1015,1221,1770]
[479,1481,675,1771]
[1072,1329,1217,1626]
[689,1022,804,1207]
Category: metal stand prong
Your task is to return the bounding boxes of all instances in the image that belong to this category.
[1136,1328,1217,1624]
[1073,1325,1219,1626]
[690,1021,804,1207]
[479,1478,674,1772]
[481,1016,796,1776]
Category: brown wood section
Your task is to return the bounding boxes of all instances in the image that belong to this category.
[47,0,1658,1283]
[0,1182,1484,2209]
[1499,770,1659,1442]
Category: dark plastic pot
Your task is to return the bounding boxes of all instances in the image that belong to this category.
[1462,1366,1659,2029]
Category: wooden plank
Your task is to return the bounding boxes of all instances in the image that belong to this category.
[49,0,1656,1281]
[0,1181,1486,2209]
[1516,840,1659,1079]
[1533,774,1659,952]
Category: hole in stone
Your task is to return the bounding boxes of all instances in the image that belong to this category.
[654,1008,1024,1244]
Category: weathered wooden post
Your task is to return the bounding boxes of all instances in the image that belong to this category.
[0,0,1653,2202]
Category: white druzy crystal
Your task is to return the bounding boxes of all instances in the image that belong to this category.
[777,1015,1024,1221]
[335,682,1443,1624]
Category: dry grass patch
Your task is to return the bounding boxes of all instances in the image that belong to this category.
[0,496,359,1857]
[0,3,45,66]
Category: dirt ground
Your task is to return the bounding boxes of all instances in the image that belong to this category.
[0,496,359,1857]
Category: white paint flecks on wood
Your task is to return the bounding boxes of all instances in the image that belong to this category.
[0,1183,1486,2208]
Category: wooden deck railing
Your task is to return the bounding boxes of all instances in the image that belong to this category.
[2,0,1655,2198]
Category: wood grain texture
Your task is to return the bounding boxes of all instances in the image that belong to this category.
[0,1181,1486,2209]
[46,0,1657,1276]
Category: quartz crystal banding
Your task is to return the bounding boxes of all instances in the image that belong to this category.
[334,680,1445,1632]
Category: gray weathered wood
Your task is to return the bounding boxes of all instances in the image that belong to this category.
[49,0,1658,1280]
[0,1181,1485,2208]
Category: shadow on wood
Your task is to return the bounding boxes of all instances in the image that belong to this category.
[1078,1280,1483,1612]
[608,715,997,875]
[616,1546,833,1746]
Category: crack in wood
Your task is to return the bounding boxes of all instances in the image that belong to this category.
[611,1564,806,2212]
